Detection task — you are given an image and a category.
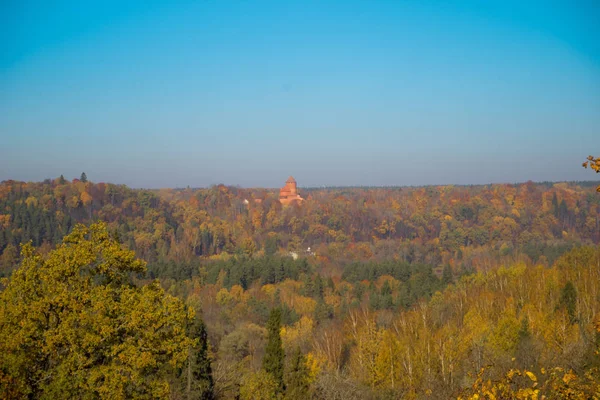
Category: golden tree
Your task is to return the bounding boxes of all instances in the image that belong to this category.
[0,223,192,399]
[582,155,600,192]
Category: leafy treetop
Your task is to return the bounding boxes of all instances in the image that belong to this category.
[582,155,600,192]
[0,222,193,399]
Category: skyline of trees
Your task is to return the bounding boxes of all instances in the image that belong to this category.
[1,177,599,277]
[0,176,599,398]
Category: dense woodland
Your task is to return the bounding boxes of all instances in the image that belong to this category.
[1,175,600,399]
[1,176,599,275]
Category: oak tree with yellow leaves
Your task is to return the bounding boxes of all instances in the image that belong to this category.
[0,223,193,399]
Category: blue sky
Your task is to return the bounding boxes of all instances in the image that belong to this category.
[1,0,599,188]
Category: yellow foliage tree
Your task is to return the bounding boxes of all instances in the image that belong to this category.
[280,316,314,352]
[238,371,278,400]
[0,223,192,399]
[582,155,600,192]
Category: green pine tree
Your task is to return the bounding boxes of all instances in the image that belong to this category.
[560,281,577,324]
[518,317,531,340]
[442,264,454,285]
[285,348,310,400]
[263,308,285,392]
[187,316,214,400]
[314,275,324,299]
[80,172,88,182]
[515,317,537,368]
[265,236,278,257]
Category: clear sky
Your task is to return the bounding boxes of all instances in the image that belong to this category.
[1,0,599,188]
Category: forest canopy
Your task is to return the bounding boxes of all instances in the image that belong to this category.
[1,178,600,399]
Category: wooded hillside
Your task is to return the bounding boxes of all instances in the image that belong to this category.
[1,178,599,399]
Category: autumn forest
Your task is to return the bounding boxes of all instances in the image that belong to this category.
[1,173,600,399]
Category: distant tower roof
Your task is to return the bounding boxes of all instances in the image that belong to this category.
[279,176,303,205]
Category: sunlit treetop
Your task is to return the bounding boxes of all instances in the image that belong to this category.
[582,155,600,192]
[0,222,193,399]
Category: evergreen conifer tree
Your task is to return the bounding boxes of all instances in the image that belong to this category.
[285,347,310,400]
[187,316,214,400]
[263,308,285,392]
[560,281,577,323]
[442,264,454,285]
